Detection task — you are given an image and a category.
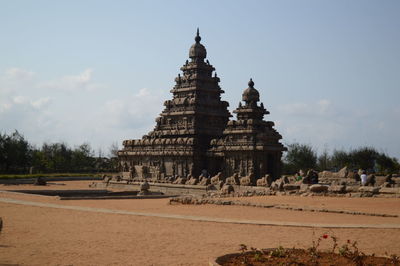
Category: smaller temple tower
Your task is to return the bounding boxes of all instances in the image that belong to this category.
[209,79,286,182]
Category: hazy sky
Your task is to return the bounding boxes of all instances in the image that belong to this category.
[1,1,399,158]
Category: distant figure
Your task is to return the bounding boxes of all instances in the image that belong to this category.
[360,170,367,186]
[307,169,319,184]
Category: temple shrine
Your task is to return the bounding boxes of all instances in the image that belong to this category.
[118,30,286,184]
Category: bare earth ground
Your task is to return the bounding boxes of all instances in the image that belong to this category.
[0,181,399,265]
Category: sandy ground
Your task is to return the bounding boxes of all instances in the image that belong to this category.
[0,181,400,265]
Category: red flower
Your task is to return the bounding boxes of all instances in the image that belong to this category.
[347,239,351,244]
[322,234,328,239]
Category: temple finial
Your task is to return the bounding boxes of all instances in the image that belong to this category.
[195,28,201,43]
[248,78,254,88]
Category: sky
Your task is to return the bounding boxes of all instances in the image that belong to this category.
[0,0,399,158]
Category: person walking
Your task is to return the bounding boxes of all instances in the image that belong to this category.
[360,170,367,186]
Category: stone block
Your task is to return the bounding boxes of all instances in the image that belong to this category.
[309,184,328,193]
[358,186,380,194]
[328,185,346,193]
[283,184,300,191]
[379,187,400,194]
[240,176,252,186]
[221,184,234,194]
[299,184,309,193]
[337,166,348,178]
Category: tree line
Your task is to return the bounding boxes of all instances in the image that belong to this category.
[1,130,399,175]
[283,143,400,175]
[0,130,118,174]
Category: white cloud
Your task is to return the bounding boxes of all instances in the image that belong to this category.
[277,99,333,116]
[317,99,331,113]
[38,68,104,91]
[102,87,166,129]
[1,66,166,155]
[31,97,51,109]
[5,67,35,80]
[135,87,151,97]
[0,67,107,148]
[0,103,12,113]
[276,99,350,153]
[13,95,26,104]
[274,98,400,158]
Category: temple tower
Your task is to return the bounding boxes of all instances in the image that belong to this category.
[209,79,286,181]
[118,29,231,178]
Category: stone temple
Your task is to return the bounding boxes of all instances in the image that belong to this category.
[118,30,286,184]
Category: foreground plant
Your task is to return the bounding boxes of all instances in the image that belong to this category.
[218,235,400,266]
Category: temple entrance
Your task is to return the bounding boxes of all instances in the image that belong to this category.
[208,156,223,177]
[267,154,276,180]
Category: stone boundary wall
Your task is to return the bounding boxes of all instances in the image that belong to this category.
[96,180,400,197]
[0,176,102,185]
[96,181,209,196]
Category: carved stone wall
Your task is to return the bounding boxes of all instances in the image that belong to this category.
[118,31,286,182]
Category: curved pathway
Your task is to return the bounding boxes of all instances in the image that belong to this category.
[1,197,399,229]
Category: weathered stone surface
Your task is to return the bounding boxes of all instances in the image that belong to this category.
[112,175,122,182]
[256,175,272,187]
[350,192,362,198]
[240,176,252,186]
[206,184,217,190]
[328,185,346,193]
[138,180,151,195]
[347,171,360,181]
[166,176,176,183]
[225,173,240,185]
[140,180,150,191]
[199,177,210,186]
[299,184,309,193]
[215,180,225,190]
[337,166,348,178]
[211,172,224,185]
[186,176,199,185]
[384,174,394,185]
[283,184,300,191]
[345,186,360,193]
[117,32,285,182]
[366,174,376,186]
[282,176,290,184]
[379,187,400,194]
[309,184,328,193]
[173,177,187,185]
[358,186,380,194]
[320,171,335,179]
[221,184,234,194]
[34,177,47,186]
[271,180,284,191]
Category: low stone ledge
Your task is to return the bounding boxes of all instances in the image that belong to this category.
[379,187,400,194]
[358,186,380,194]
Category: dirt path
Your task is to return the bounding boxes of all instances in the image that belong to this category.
[1,197,399,229]
[1,181,399,265]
